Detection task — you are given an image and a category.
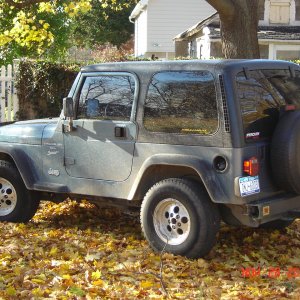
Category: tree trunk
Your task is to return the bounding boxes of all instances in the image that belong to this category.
[206,0,260,59]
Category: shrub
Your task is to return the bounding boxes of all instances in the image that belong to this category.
[15,60,81,120]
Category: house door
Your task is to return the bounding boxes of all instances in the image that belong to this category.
[63,73,137,182]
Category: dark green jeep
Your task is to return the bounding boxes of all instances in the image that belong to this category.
[0,59,299,258]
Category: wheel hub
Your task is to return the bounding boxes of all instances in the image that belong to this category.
[153,198,190,245]
[0,178,17,216]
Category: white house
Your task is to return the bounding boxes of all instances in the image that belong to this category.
[174,0,300,60]
[129,0,215,59]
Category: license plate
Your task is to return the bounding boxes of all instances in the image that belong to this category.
[239,176,260,197]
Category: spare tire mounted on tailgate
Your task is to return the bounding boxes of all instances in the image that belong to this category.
[271,110,300,194]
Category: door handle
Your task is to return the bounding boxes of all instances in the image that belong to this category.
[115,126,126,138]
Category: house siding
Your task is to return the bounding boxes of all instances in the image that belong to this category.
[174,0,300,60]
[134,10,148,57]
[145,0,215,55]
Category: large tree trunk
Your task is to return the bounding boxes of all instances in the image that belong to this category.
[206,0,260,59]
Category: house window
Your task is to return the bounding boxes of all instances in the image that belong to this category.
[269,1,290,24]
[188,41,197,58]
[296,0,300,20]
[276,50,300,60]
[258,0,265,20]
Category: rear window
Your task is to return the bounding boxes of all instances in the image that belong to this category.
[143,71,218,135]
[236,69,300,142]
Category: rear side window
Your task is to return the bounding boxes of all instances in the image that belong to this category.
[236,69,300,142]
[143,71,218,135]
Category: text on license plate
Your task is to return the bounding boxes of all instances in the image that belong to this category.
[239,176,260,197]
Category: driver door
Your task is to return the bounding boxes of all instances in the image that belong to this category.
[63,72,137,182]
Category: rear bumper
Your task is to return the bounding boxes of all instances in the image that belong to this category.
[247,193,300,222]
[229,193,300,227]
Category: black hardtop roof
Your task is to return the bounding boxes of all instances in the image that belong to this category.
[81,59,298,73]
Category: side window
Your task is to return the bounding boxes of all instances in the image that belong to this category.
[77,74,135,121]
[144,71,218,135]
[236,71,283,141]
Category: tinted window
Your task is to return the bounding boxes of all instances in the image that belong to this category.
[236,69,300,142]
[144,71,218,134]
[261,69,300,107]
[77,75,135,120]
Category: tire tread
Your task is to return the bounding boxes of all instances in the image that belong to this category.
[141,178,220,258]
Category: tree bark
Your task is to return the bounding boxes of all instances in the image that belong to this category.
[206,0,260,59]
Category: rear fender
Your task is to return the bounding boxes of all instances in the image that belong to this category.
[128,154,227,203]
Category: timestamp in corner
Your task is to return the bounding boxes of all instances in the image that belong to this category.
[241,266,300,279]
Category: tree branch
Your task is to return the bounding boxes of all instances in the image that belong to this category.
[119,245,169,297]
[205,0,235,20]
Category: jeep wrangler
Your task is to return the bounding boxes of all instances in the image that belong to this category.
[0,59,300,258]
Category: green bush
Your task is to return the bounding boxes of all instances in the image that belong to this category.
[15,60,81,120]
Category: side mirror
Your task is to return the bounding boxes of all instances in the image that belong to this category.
[63,97,74,118]
[62,97,75,132]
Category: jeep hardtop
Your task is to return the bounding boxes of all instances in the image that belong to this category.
[0,59,299,258]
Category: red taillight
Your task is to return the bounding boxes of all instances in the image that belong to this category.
[285,104,296,111]
[243,157,259,176]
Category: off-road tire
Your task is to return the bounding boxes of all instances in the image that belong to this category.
[271,111,300,194]
[140,178,220,259]
[0,160,40,223]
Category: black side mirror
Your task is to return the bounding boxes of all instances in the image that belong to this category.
[63,97,75,132]
[63,97,74,118]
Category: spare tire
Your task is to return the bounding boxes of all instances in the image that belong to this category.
[271,110,300,194]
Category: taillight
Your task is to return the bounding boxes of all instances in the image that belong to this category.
[285,104,296,111]
[243,157,259,176]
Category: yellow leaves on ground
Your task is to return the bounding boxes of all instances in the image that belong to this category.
[91,269,101,280]
[5,286,16,296]
[0,200,299,299]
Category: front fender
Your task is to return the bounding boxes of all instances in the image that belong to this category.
[0,144,39,190]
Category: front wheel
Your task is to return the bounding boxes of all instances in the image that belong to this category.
[0,160,40,223]
[140,178,220,258]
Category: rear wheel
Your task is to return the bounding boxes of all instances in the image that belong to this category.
[140,178,220,258]
[0,160,39,222]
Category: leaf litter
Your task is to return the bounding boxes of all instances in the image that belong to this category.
[0,200,299,299]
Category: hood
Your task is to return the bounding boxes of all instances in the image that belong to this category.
[0,118,59,145]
